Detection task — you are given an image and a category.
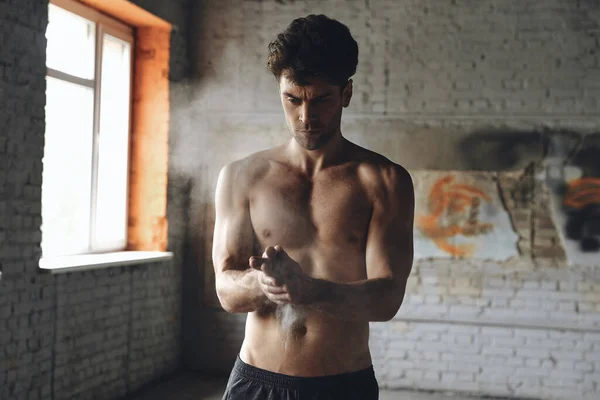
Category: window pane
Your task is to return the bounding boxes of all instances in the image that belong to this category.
[42,77,94,257]
[94,34,132,248]
[46,4,95,80]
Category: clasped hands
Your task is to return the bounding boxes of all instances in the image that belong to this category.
[249,245,312,305]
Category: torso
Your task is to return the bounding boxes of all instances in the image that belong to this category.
[238,140,390,376]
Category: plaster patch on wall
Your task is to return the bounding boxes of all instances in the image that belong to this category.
[411,171,519,261]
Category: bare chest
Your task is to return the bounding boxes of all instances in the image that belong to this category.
[249,169,372,261]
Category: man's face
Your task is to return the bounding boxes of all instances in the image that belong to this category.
[279,73,352,150]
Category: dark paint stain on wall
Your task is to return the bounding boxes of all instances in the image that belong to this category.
[460,129,600,259]
[557,134,600,253]
[458,130,548,171]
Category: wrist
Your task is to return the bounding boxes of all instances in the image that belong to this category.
[249,269,274,308]
[300,275,325,305]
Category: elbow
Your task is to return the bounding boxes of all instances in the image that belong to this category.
[218,297,236,314]
[215,282,237,313]
[217,293,240,313]
[373,293,404,322]
[216,282,252,313]
[377,278,408,321]
[214,267,237,313]
[387,303,402,321]
[373,304,400,322]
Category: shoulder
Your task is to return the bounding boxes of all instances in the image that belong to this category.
[217,147,282,193]
[352,145,413,201]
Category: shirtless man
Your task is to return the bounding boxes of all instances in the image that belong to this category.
[212,14,414,400]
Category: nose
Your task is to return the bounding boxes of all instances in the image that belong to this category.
[299,103,316,125]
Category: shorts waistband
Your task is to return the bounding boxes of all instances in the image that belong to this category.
[232,355,375,389]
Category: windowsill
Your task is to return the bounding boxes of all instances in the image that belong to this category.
[39,251,174,274]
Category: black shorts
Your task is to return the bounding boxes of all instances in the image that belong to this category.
[222,355,379,400]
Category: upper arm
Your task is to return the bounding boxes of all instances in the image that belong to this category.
[212,161,255,275]
[364,164,415,288]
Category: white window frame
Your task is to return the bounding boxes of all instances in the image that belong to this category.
[46,0,134,255]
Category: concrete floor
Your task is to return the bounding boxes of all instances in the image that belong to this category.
[126,373,487,400]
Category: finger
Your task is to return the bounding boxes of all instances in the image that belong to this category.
[262,246,272,257]
[274,246,291,262]
[268,293,291,304]
[249,256,268,270]
[265,285,288,295]
[259,272,277,285]
[260,262,275,276]
[260,274,281,287]
[250,257,273,273]
[264,246,277,259]
[274,245,287,260]
[249,256,261,270]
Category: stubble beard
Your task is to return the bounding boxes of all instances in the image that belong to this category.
[292,129,336,151]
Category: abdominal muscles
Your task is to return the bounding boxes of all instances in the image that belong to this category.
[241,302,371,376]
[276,304,307,348]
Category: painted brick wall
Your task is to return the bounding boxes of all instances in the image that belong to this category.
[371,259,600,399]
[0,1,191,399]
[178,1,600,399]
[189,0,600,118]
[371,320,600,399]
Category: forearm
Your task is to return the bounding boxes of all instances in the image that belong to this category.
[216,268,268,313]
[307,277,404,322]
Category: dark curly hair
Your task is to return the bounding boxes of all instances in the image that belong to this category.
[267,14,359,87]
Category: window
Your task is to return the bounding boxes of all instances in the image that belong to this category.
[43,0,133,258]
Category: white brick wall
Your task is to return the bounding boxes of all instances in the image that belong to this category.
[369,260,600,399]
[189,0,600,118]
[371,319,600,399]
[0,0,190,399]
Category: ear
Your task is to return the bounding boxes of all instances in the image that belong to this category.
[342,80,353,108]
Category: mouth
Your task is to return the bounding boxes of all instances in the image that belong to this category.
[298,130,321,134]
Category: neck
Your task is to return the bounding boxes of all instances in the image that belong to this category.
[287,132,347,178]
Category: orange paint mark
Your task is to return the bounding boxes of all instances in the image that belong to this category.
[417,215,463,238]
[434,239,475,258]
[564,178,600,209]
[446,192,475,212]
[128,28,171,251]
[416,175,495,257]
[428,176,454,215]
[449,184,491,201]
